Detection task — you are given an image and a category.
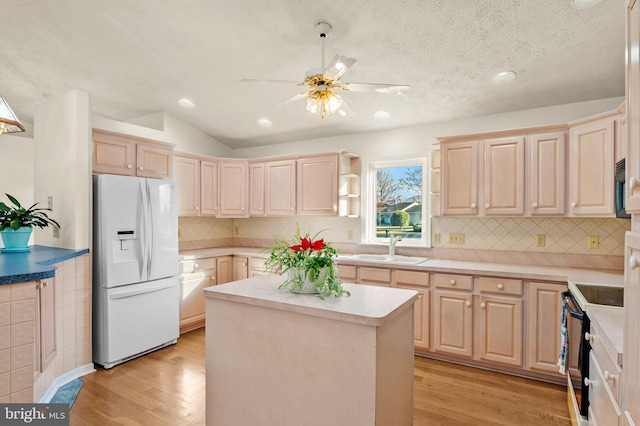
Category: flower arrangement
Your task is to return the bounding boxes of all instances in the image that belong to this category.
[265,227,350,299]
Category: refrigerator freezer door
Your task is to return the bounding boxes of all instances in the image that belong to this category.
[93,277,180,368]
[94,175,148,288]
[147,178,179,281]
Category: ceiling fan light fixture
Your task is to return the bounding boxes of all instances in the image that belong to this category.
[305,89,343,118]
[0,95,25,134]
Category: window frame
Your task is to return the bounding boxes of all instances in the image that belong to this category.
[364,156,430,247]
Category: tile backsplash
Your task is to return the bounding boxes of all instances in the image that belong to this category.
[179,215,629,257]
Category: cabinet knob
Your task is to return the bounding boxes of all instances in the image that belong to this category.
[471,203,477,209]
[630,176,640,190]
[585,332,593,341]
[531,202,538,208]
[259,206,262,210]
[449,279,456,285]
[127,164,132,169]
[290,206,294,211]
[139,166,144,171]
[584,378,594,387]
[194,264,199,268]
[484,203,490,209]
[480,302,486,308]
[570,201,577,208]
[466,300,471,307]
[630,256,640,270]
[604,371,618,382]
[497,283,504,290]
[195,206,199,210]
[241,206,244,211]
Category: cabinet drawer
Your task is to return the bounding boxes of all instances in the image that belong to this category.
[433,273,473,291]
[589,323,622,405]
[478,277,522,296]
[249,257,268,270]
[360,267,391,286]
[181,257,216,274]
[588,352,621,425]
[336,265,357,281]
[395,270,430,287]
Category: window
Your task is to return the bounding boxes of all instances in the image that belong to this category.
[367,158,428,246]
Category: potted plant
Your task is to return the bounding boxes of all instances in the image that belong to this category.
[0,194,60,251]
[265,227,349,299]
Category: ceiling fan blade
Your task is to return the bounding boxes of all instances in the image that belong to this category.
[323,55,357,81]
[343,82,410,94]
[337,98,356,117]
[270,92,308,112]
[240,78,301,85]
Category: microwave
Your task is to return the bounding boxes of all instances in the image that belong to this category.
[615,158,631,219]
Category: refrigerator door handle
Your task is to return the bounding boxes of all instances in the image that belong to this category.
[139,179,149,281]
[109,282,176,300]
[146,181,155,278]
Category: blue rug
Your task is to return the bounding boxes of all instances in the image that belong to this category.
[50,379,83,408]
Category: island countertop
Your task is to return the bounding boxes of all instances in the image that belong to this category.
[203,274,418,327]
[0,245,89,284]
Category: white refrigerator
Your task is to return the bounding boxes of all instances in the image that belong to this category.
[92,174,180,369]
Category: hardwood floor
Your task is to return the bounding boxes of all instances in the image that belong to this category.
[70,328,571,425]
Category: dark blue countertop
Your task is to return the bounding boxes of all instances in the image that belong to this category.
[0,245,89,285]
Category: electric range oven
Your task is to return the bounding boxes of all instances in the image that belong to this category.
[564,283,624,425]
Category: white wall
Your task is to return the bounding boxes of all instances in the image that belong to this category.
[0,134,35,248]
[33,90,92,249]
[93,112,234,157]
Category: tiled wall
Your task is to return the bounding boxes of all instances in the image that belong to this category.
[431,217,630,256]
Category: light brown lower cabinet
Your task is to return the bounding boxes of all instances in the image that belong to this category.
[527,281,567,373]
[233,257,248,281]
[216,256,233,285]
[476,294,523,367]
[433,289,473,357]
[35,278,56,374]
[393,270,430,350]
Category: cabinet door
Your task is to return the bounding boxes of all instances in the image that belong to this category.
[174,156,201,216]
[216,256,233,285]
[394,281,430,350]
[527,281,566,375]
[136,143,173,179]
[623,232,640,424]
[433,290,473,357]
[38,278,56,371]
[476,295,523,367]
[297,155,338,216]
[93,137,136,176]
[266,160,296,216]
[441,140,478,215]
[628,0,640,214]
[568,119,614,216]
[249,163,265,216]
[482,136,525,215]
[233,257,248,281]
[529,132,566,215]
[218,160,249,218]
[200,160,218,216]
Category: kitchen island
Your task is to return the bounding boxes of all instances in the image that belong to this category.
[203,274,418,426]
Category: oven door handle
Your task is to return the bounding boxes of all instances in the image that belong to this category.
[562,291,584,320]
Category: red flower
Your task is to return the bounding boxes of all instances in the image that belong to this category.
[311,239,326,251]
[289,244,303,251]
[300,237,312,250]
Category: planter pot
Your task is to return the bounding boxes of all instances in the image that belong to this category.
[0,227,33,251]
[286,266,330,294]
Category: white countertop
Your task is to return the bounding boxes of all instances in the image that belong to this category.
[203,274,418,327]
[588,305,624,366]
[180,246,267,259]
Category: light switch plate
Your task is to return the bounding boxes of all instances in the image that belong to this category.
[588,235,599,249]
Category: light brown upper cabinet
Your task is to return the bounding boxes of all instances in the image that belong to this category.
[249,162,265,216]
[173,154,217,216]
[92,129,173,179]
[266,160,297,216]
[218,159,249,218]
[441,140,479,215]
[482,136,525,216]
[568,117,615,216]
[297,155,338,216]
[528,132,566,216]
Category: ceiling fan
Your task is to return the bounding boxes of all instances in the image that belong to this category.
[241,22,410,118]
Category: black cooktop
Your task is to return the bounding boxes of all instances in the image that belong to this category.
[575,284,624,307]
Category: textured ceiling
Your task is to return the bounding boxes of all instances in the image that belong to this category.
[0,0,625,148]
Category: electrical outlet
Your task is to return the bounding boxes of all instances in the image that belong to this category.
[588,235,599,249]
[53,228,60,238]
[449,233,465,244]
[433,233,441,243]
[536,234,546,247]
[347,230,353,240]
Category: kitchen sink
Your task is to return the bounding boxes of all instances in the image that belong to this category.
[344,254,428,265]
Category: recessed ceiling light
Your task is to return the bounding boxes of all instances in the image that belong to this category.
[178,98,195,108]
[373,110,391,120]
[257,118,272,127]
[571,0,604,9]
[491,71,517,85]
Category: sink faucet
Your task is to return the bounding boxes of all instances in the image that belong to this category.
[389,234,402,256]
